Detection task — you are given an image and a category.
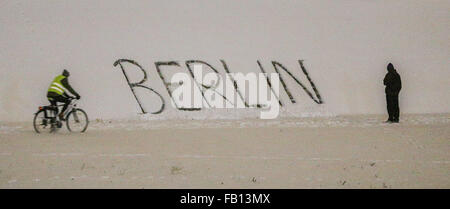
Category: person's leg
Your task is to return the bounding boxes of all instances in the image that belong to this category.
[48,98,58,113]
[386,95,394,122]
[393,94,400,122]
[53,96,71,120]
[46,97,60,123]
[60,98,70,115]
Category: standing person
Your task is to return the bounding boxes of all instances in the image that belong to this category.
[383,63,402,123]
[47,69,81,121]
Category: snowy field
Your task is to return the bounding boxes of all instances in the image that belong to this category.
[0,113,448,188]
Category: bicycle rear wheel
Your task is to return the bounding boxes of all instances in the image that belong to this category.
[33,110,57,133]
[66,108,89,133]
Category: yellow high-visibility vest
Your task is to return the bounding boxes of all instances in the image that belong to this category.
[47,75,66,95]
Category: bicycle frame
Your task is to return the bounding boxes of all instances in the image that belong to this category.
[63,99,78,118]
[38,98,78,120]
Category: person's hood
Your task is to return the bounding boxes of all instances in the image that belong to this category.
[387,63,396,73]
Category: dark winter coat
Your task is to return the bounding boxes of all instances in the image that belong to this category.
[383,65,402,95]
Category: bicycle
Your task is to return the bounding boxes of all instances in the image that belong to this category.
[33,97,89,133]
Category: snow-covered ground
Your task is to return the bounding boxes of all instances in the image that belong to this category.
[0,113,448,188]
[1,112,448,132]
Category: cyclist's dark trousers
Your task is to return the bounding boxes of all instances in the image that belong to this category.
[48,95,70,115]
[386,94,400,122]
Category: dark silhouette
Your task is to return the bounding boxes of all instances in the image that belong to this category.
[47,69,80,121]
[383,63,402,123]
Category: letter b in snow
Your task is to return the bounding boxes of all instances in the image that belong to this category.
[113,59,165,114]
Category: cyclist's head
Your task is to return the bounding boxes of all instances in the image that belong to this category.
[62,69,70,77]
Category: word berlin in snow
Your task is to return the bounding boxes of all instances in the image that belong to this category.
[113,59,324,119]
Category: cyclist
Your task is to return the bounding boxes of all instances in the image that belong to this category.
[47,69,81,121]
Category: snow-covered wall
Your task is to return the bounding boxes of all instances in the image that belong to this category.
[1,0,449,122]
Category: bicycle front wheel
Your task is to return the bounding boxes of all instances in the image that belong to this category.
[66,109,89,133]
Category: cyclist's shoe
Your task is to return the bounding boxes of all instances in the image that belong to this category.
[58,113,65,121]
[56,121,63,128]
